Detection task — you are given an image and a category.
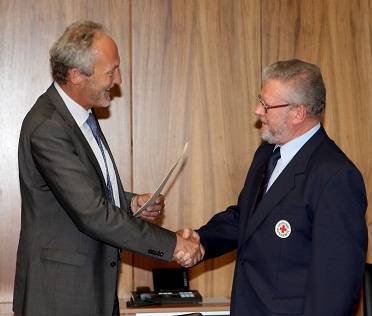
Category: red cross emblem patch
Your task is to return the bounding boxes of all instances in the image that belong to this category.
[275,220,291,239]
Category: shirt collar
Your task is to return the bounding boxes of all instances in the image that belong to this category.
[54,82,90,127]
[276,123,321,165]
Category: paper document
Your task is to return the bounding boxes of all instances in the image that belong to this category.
[133,143,188,217]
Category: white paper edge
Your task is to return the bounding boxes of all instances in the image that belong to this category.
[133,143,188,217]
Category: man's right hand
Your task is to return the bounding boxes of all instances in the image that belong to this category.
[173,228,205,268]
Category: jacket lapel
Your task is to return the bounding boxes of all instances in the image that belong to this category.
[243,152,271,217]
[236,143,273,243]
[242,126,327,243]
[46,84,107,190]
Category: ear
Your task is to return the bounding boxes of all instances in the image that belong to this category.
[68,68,84,85]
[292,104,307,125]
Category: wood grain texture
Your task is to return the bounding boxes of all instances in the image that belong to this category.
[1,0,371,313]
[130,0,261,299]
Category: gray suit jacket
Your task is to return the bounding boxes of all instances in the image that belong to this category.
[13,84,176,316]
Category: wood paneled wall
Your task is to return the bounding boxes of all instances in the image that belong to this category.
[128,0,260,297]
[0,0,370,315]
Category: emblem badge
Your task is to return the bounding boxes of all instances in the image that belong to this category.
[275,220,291,239]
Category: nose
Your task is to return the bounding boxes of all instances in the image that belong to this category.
[255,103,265,116]
[114,68,122,85]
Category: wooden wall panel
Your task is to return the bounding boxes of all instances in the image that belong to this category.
[0,0,132,311]
[262,0,372,314]
[130,0,261,299]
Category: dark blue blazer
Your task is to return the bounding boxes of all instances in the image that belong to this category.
[198,126,367,316]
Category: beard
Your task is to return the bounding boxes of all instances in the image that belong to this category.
[260,113,289,144]
[83,77,112,108]
[92,89,111,108]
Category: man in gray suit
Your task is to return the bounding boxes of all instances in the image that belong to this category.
[13,21,203,316]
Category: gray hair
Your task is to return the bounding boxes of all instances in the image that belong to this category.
[262,59,326,117]
[49,20,104,84]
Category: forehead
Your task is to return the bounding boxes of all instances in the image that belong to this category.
[92,33,120,68]
[261,79,290,102]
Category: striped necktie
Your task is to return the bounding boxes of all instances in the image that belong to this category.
[86,113,115,204]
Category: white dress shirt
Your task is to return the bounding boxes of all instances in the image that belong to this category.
[54,82,121,207]
[267,123,321,191]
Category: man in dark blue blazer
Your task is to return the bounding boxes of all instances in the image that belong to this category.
[180,59,368,315]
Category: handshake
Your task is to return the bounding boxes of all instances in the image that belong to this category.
[173,228,205,268]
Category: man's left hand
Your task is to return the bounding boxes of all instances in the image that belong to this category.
[131,193,165,222]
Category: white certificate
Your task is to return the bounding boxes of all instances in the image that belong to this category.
[133,143,188,217]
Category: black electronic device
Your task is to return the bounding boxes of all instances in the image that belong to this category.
[153,268,189,292]
[127,268,203,307]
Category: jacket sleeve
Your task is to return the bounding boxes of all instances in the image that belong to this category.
[197,145,269,260]
[198,203,240,259]
[303,166,367,315]
[29,117,176,261]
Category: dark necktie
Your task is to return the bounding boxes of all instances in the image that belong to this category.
[255,146,281,207]
[265,146,281,187]
[86,113,115,204]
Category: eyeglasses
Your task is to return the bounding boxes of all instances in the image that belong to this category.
[257,94,292,113]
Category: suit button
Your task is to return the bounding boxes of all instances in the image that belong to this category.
[110,261,116,267]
